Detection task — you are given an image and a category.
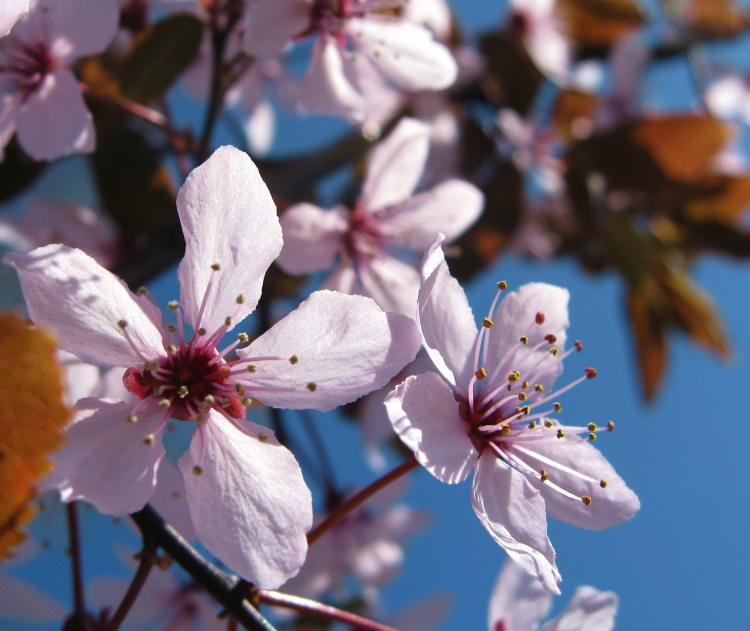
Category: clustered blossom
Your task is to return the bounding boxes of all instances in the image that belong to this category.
[0,0,118,160]
[277,117,483,316]
[5,146,421,588]
[386,236,639,592]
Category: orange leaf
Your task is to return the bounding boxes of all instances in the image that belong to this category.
[557,0,644,47]
[553,89,598,142]
[626,287,667,402]
[633,115,731,182]
[686,174,750,224]
[0,313,70,559]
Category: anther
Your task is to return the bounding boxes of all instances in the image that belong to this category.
[497,280,508,290]
[556,429,565,438]
[167,324,177,333]
[137,287,149,296]
[126,414,138,423]
[575,340,583,351]
[588,432,597,442]
[520,336,529,345]
[544,334,557,344]
[475,368,487,380]
[158,399,171,408]
[528,420,537,429]
[550,347,559,356]
[192,466,203,476]
[211,263,221,271]
[544,419,553,428]
[166,344,177,354]
[553,402,562,413]
[177,385,189,398]
[117,319,128,329]
[224,317,232,327]
[534,384,544,392]
[258,432,268,442]
[167,300,179,311]
[153,385,165,395]
[607,420,615,431]
[600,479,608,488]
[500,424,512,436]
[482,317,493,328]
[246,364,256,372]
[306,382,317,392]
[197,328,207,336]
[518,392,527,401]
[507,370,520,382]
[241,397,253,407]
[535,312,545,324]
[540,469,549,482]
[522,381,529,389]
[520,405,531,415]
[219,397,230,408]
[289,355,299,365]
[238,332,249,343]
[582,495,592,506]
[587,422,597,432]
[585,367,598,379]
[143,434,155,446]
[145,360,158,372]
[201,394,216,408]
[236,294,245,304]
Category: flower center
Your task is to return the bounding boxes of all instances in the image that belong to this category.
[0,39,53,100]
[343,206,383,261]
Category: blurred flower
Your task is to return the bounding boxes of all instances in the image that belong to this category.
[0,0,29,37]
[489,559,617,631]
[277,118,483,316]
[506,0,569,82]
[5,145,421,588]
[0,0,119,160]
[385,237,640,593]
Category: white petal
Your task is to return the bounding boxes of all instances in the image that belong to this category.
[0,572,65,620]
[45,0,118,60]
[179,414,312,588]
[0,94,21,159]
[525,438,640,530]
[380,179,484,250]
[244,98,275,156]
[472,453,561,594]
[177,145,281,333]
[43,399,165,515]
[386,372,476,484]
[361,117,430,211]
[16,68,95,160]
[4,244,165,367]
[350,538,403,586]
[238,290,420,410]
[242,0,310,57]
[358,255,421,318]
[488,560,553,631]
[541,586,618,631]
[418,237,477,389]
[298,37,365,121]
[276,203,347,275]
[149,458,196,541]
[0,0,29,38]
[347,18,457,91]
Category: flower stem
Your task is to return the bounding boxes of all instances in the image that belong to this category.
[105,544,157,631]
[253,589,397,631]
[307,457,419,546]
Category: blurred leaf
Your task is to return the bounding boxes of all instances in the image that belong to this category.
[0,140,46,202]
[552,89,598,142]
[119,14,203,103]
[633,115,731,182]
[479,32,542,114]
[686,174,750,223]
[626,287,667,401]
[679,0,745,36]
[0,313,70,559]
[558,0,644,48]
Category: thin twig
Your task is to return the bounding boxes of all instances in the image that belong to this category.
[307,457,419,546]
[105,544,157,631]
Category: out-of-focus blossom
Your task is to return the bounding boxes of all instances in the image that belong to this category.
[706,74,750,125]
[0,199,118,268]
[489,559,618,631]
[0,0,29,37]
[506,0,569,82]
[242,0,457,122]
[0,0,119,160]
[277,118,483,316]
[386,237,640,593]
[5,145,421,588]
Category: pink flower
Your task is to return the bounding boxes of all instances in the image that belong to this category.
[242,0,457,122]
[506,0,569,82]
[5,145,421,588]
[0,0,119,160]
[276,118,483,316]
[385,238,639,593]
[489,560,618,631]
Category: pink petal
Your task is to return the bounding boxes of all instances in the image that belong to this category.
[45,0,119,60]
[471,453,561,594]
[238,290,420,410]
[358,255,421,317]
[298,37,365,121]
[541,586,618,631]
[242,0,311,57]
[350,538,403,586]
[0,0,28,37]
[380,179,484,250]
[418,237,477,389]
[361,117,430,211]
[488,560,553,631]
[0,94,21,158]
[276,203,347,275]
[179,414,312,588]
[176,145,281,333]
[244,98,275,156]
[386,372,476,484]
[346,18,457,91]
[4,244,165,367]
[16,68,94,160]
[526,437,640,530]
[0,573,65,620]
[487,282,569,390]
[149,459,196,541]
[43,398,165,515]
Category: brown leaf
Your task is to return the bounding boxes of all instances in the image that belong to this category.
[0,313,71,559]
[626,287,667,401]
[686,174,750,224]
[633,115,731,182]
[558,0,644,48]
[680,0,745,36]
[552,89,598,142]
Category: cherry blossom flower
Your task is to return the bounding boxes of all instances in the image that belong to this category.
[506,0,569,82]
[0,0,119,160]
[385,237,639,593]
[276,118,483,316]
[242,0,457,122]
[0,0,29,37]
[489,560,618,631]
[4,145,421,588]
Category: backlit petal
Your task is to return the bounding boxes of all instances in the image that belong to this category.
[277,203,347,275]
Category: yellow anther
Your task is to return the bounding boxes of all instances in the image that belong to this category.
[192,466,203,476]
[550,347,559,356]
[289,355,299,365]
[158,398,171,408]
[153,385,165,395]
[520,405,531,415]
[498,280,508,290]
[143,434,155,446]
[482,317,493,328]
[238,332,249,343]
[246,364,256,373]
[600,479,608,489]
[117,319,128,329]
[582,495,592,506]
[241,397,253,407]
[534,384,544,392]
[211,263,221,271]
[126,414,138,423]
[540,469,549,482]
[587,422,597,432]
[167,300,179,311]
[236,294,245,304]
[307,382,317,392]
[507,370,520,382]
[137,287,149,296]
[167,324,177,333]
[145,360,158,372]
[166,344,178,354]
[553,402,562,413]
[588,432,597,442]
[544,420,553,428]
[224,317,232,327]
[475,368,487,380]
[520,336,529,345]
[522,381,529,389]
[197,327,207,336]
[518,392,527,402]
[500,424,512,436]
[607,420,615,432]
[556,429,565,439]
[258,432,268,442]
[177,385,189,397]
[218,397,230,408]
[528,420,537,429]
